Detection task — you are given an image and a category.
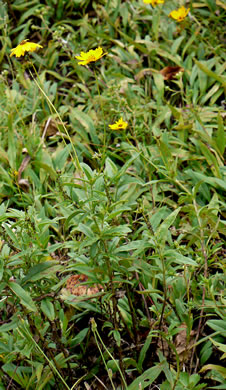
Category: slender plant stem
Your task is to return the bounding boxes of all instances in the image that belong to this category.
[91,318,128,390]
[29,65,82,174]
[189,196,208,372]
[93,68,107,165]
[91,319,116,390]
[18,320,71,390]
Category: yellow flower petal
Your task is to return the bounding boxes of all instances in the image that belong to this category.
[109,117,128,130]
[143,0,164,5]
[169,6,190,22]
[10,40,43,57]
[75,47,107,66]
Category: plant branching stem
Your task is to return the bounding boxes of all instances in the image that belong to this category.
[189,197,208,372]
[91,319,128,390]
[29,66,82,175]
[18,320,71,390]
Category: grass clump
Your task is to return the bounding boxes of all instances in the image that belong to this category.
[0,0,225,389]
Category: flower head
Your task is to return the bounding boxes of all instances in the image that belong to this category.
[75,47,107,66]
[169,6,190,22]
[109,117,128,130]
[143,0,164,5]
[10,39,43,58]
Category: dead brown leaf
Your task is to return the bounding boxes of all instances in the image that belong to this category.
[159,66,184,80]
[17,153,31,191]
[42,117,67,138]
[175,323,196,362]
[66,274,102,296]
[18,154,30,181]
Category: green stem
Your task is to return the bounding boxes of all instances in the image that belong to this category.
[93,68,107,165]
[19,320,70,390]
[29,65,82,175]
[91,318,128,390]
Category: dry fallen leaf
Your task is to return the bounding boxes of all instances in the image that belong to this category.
[159,66,184,80]
[42,117,67,138]
[65,274,102,296]
[175,323,196,362]
[157,324,171,358]
[18,154,30,181]
[18,178,30,191]
[17,153,31,191]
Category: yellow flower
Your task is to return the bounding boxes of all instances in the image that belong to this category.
[10,39,43,57]
[169,6,190,22]
[143,0,164,5]
[109,117,128,130]
[75,47,107,66]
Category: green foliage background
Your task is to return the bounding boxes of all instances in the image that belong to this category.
[0,0,225,389]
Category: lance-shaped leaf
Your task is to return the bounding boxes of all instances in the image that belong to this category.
[8,282,37,312]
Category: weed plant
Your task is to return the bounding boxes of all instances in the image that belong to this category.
[0,0,225,389]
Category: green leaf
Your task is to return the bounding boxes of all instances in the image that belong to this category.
[186,170,226,191]
[112,329,121,347]
[71,328,89,347]
[2,363,26,387]
[198,65,208,95]
[207,320,226,334]
[8,282,37,312]
[0,259,3,281]
[200,340,213,365]
[150,207,170,232]
[101,225,131,238]
[75,223,95,238]
[157,139,173,171]
[0,341,11,354]
[104,157,118,178]
[182,34,197,57]
[80,162,94,180]
[194,59,226,87]
[2,223,20,249]
[115,240,148,253]
[107,357,137,372]
[207,338,226,360]
[53,145,72,170]
[171,36,185,55]
[70,108,99,145]
[0,318,19,333]
[21,261,60,285]
[200,364,226,379]
[46,70,74,83]
[38,162,57,180]
[41,299,55,321]
[107,206,132,220]
[116,154,141,180]
[153,73,164,100]
[165,250,198,266]
[35,363,44,383]
[138,333,153,372]
[155,208,181,245]
[128,362,163,390]
[198,141,221,178]
[216,113,225,156]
